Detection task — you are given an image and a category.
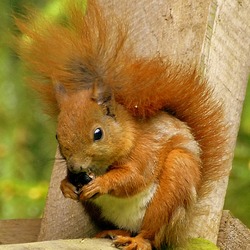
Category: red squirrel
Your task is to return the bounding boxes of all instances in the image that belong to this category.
[16,1,228,249]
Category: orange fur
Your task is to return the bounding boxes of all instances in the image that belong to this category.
[16,1,229,249]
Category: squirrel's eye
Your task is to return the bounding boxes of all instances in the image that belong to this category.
[93,128,103,141]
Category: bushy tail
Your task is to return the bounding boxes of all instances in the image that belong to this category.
[114,58,229,195]
[15,0,129,116]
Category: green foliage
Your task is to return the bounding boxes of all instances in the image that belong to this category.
[163,238,219,250]
[184,238,219,250]
[177,238,219,250]
[0,0,56,219]
[0,179,48,218]
[0,0,249,233]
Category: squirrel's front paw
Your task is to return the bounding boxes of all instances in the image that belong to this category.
[60,178,79,200]
[79,177,108,201]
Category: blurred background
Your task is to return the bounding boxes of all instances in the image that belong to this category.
[0,0,249,228]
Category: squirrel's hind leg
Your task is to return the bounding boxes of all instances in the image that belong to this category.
[138,148,201,248]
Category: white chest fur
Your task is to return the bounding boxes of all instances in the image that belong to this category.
[92,184,157,232]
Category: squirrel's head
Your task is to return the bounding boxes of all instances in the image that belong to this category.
[54,81,135,175]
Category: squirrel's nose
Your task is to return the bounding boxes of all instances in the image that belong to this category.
[67,163,83,173]
[67,157,92,173]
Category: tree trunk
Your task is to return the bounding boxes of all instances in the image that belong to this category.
[38,0,250,245]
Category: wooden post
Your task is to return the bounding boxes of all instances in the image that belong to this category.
[38,149,98,241]
[38,0,250,246]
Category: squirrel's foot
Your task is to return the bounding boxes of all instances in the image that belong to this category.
[95,229,131,240]
[60,178,79,200]
[113,235,152,250]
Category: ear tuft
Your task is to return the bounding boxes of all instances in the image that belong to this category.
[91,80,116,118]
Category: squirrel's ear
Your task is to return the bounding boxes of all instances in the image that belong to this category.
[91,81,116,118]
[91,80,112,105]
[54,81,67,107]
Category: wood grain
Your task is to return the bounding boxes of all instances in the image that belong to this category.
[0,238,115,250]
[38,149,98,241]
[217,211,250,250]
[0,219,41,245]
[1,212,249,248]
[189,0,250,241]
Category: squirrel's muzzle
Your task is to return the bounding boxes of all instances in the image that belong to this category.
[67,156,92,173]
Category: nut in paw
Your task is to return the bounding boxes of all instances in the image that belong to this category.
[79,177,109,201]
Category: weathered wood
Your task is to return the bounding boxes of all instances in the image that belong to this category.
[217,211,250,250]
[188,0,250,241]
[0,219,41,245]
[38,149,98,241]
[38,0,250,245]
[0,211,249,249]
[0,238,115,250]
[100,0,211,63]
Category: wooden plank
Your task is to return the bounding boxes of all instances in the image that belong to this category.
[188,0,250,241]
[0,211,249,248]
[0,219,41,245]
[0,238,115,250]
[217,211,250,250]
